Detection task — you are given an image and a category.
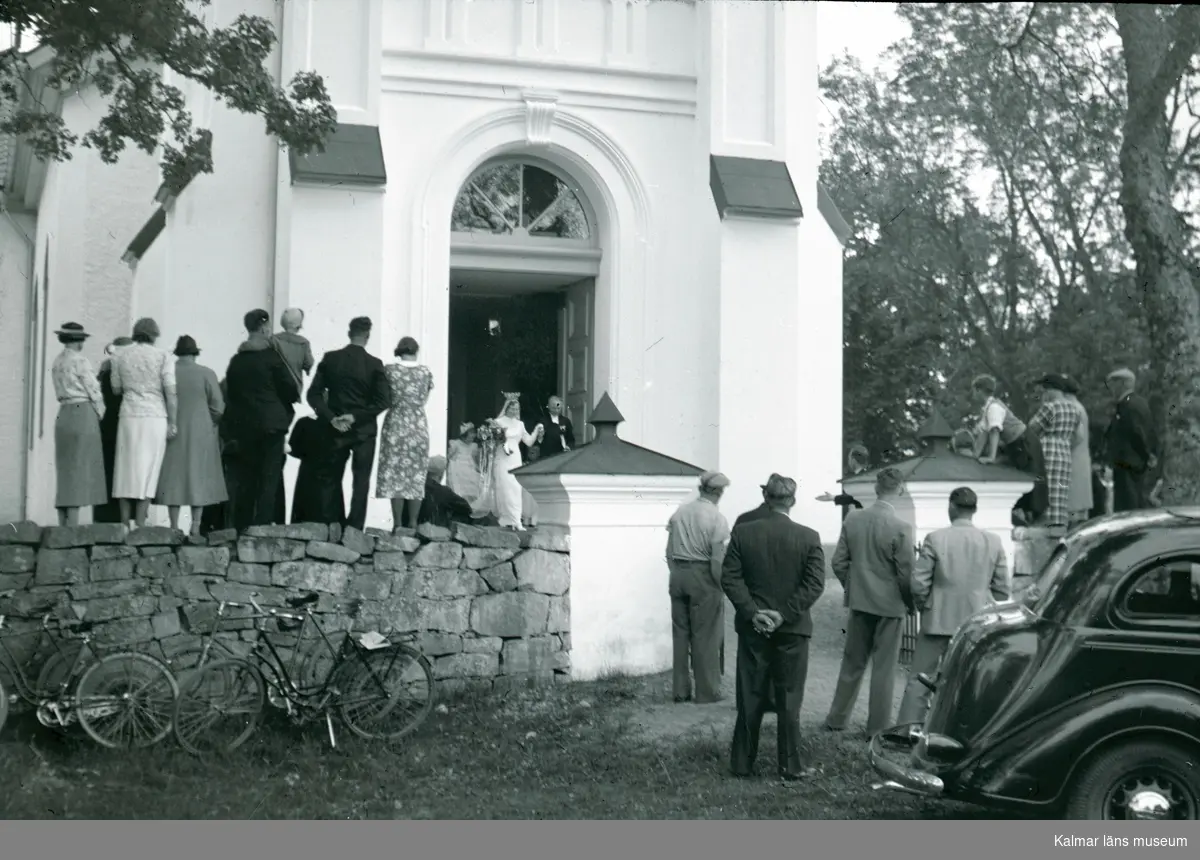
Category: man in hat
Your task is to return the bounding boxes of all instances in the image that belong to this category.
[722,474,826,779]
[824,466,916,738]
[1104,368,1158,512]
[665,470,732,704]
[896,487,1009,727]
[734,474,785,527]
[417,455,476,529]
[307,316,390,531]
[223,309,301,530]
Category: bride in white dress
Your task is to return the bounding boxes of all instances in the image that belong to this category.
[491,392,542,530]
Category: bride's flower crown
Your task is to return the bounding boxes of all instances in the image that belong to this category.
[502,391,521,405]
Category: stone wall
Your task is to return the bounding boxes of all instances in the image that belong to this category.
[0,520,571,694]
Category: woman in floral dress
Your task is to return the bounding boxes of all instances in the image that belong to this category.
[376,336,434,531]
[1027,373,1082,530]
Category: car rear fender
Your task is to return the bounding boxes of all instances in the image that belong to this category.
[966,683,1200,805]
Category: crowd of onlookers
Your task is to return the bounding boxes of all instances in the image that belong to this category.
[50,310,585,538]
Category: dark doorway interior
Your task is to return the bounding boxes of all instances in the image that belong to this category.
[447,292,561,445]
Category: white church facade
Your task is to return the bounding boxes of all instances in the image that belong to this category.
[1,0,847,544]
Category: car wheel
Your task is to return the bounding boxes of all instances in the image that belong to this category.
[1066,740,1200,820]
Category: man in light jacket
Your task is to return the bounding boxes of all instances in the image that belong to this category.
[824,467,916,738]
[896,487,1010,726]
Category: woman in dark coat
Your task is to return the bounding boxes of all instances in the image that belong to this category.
[289,416,342,524]
[93,337,134,524]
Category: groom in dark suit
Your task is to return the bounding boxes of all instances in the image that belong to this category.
[307,316,390,530]
[1104,367,1158,512]
[537,395,576,456]
[722,474,827,780]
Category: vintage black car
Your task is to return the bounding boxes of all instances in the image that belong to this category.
[869,509,1200,820]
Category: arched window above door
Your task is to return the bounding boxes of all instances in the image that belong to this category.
[451,160,593,242]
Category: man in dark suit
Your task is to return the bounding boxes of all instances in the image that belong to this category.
[722,474,827,780]
[536,395,576,457]
[1104,367,1158,512]
[223,309,301,531]
[307,316,390,531]
[734,474,784,528]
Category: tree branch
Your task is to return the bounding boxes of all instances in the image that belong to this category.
[1120,4,1200,148]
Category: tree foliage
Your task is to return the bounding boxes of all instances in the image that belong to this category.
[1,0,336,193]
[822,3,1200,480]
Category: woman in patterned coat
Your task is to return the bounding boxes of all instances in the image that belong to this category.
[375,336,434,531]
[1027,373,1082,529]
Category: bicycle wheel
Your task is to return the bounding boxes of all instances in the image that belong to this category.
[36,647,89,736]
[338,644,435,741]
[173,658,266,756]
[75,652,180,749]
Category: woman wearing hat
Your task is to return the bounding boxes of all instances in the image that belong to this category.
[1059,375,1094,526]
[155,336,228,537]
[93,336,134,524]
[446,422,482,505]
[50,322,108,526]
[110,317,178,530]
[1027,373,1083,529]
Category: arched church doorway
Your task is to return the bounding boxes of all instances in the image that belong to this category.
[447,156,602,455]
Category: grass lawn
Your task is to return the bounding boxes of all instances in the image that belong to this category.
[1,671,1031,819]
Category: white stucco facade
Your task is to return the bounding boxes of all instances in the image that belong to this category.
[4,0,845,546]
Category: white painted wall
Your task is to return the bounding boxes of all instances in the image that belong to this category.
[0,210,35,521]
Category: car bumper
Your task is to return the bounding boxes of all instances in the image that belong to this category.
[868,724,945,797]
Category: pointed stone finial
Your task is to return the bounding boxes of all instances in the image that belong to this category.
[587,392,624,441]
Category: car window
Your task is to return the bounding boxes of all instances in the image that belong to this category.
[1122,557,1200,619]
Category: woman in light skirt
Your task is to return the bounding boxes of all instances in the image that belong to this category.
[110,318,178,530]
[50,322,108,526]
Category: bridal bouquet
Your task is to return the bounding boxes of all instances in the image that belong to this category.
[477,419,507,446]
[475,419,507,503]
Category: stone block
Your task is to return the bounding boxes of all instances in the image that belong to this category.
[69,578,145,601]
[374,552,407,574]
[92,545,138,561]
[206,528,238,546]
[90,557,136,582]
[501,636,558,674]
[42,524,127,549]
[340,526,375,556]
[126,526,184,547]
[140,546,174,556]
[270,560,351,594]
[237,537,305,564]
[78,594,159,621]
[177,546,232,575]
[207,580,288,607]
[385,597,472,634]
[244,523,328,541]
[547,595,570,633]
[411,541,463,569]
[306,541,361,564]
[163,575,217,602]
[34,548,89,586]
[375,534,420,552]
[0,521,44,545]
[479,562,517,592]
[0,545,37,574]
[418,632,464,656]
[560,632,571,651]
[227,562,271,586]
[551,651,570,672]
[451,522,522,549]
[514,549,569,596]
[409,568,488,600]
[524,526,570,553]
[416,523,452,542]
[434,652,499,679]
[136,553,179,578]
[462,636,503,654]
[346,573,391,600]
[470,592,550,638]
[90,617,155,647]
[461,547,517,570]
[329,523,344,543]
[0,572,33,591]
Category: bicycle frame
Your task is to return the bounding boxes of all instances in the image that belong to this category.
[0,611,96,705]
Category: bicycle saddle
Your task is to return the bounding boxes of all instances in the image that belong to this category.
[62,619,98,634]
[286,592,320,608]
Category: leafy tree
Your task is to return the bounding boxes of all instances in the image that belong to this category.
[1,0,336,194]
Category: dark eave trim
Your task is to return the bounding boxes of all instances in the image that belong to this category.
[122,207,167,265]
[709,154,803,221]
[288,123,388,188]
[818,182,853,245]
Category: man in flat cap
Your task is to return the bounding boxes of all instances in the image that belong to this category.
[223,309,301,530]
[722,474,826,779]
[307,317,391,531]
[1104,368,1158,512]
[825,466,916,739]
[896,487,1009,728]
[665,470,732,704]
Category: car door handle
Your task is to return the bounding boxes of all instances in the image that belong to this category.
[918,673,938,692]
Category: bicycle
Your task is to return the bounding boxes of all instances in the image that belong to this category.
[0,589,180,748]
[171,581,435,756]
